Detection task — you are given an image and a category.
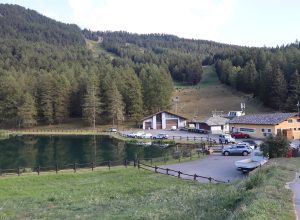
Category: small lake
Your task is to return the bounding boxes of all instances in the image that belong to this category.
[0,135,187,170]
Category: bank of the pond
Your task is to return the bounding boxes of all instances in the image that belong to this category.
[0,158,299,220]
[0,134,207,171]
[8,129,216,145]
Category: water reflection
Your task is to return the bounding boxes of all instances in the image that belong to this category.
[0,135,175,169]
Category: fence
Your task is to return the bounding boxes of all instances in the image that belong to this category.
[0,155,229,184]
[0,159,136,177]
[9,129,220,145]
[138,161,229,183]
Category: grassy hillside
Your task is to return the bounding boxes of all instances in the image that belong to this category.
[172,66,272,119]
[0,158,299,219]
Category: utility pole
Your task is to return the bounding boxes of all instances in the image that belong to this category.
[241,102,246,115]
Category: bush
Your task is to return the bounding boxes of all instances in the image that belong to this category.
[260,135,289,158]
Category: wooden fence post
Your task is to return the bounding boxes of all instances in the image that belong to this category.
[166,168,169,175]
[194,174,197,181]
[55,164,58,174]
[137,160,140,169]
[37,165,40,175]
[17,167,20,176]
[91,162,94,171]
[73,163,76,173]
[155,166,158,173]
[178,171,181,178]
[124,159,127,168]
[108,160,111,170]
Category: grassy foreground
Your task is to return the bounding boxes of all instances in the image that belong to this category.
[0,159,299,220]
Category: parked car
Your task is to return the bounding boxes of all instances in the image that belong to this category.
[106,128,117,132]
[127,131,145,138]
[153,133,168,139]
[170,126,177,131]
[242,140,259,149]
[231,132,250,139]
[135,131,145,138]
[219,134,236,144]
[236,142,252,149]
[141,133,153,139]
[222,145,252,156]
[179,127,189,131]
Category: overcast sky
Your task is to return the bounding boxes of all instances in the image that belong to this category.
[1,0,300,47]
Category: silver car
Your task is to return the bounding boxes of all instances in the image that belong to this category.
[222,145,252,156]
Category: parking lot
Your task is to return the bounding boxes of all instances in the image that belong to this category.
[158,153,249,183]
[121,129,258,144]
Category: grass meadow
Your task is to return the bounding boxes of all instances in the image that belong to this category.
[0,158,299,220]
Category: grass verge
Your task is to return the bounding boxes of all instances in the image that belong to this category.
[0,158,299,220]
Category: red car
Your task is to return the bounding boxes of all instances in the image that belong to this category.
[231,132,250,139]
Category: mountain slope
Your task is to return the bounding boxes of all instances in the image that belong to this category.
[172,66,271,119]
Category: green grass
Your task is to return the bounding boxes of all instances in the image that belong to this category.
[199,65,221,87]
[0,158,299,220]
[85,39,116,60]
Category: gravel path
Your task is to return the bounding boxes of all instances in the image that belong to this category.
[290,172,300,220]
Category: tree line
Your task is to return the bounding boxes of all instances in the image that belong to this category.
[0,4,173,128]
[213,42,300,111]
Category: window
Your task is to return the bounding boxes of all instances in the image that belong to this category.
[288,119,293,123]
[262,128,271,133]
[294,128,297,131]
[297,119,300,122]
[298,128,300,131]
[240,128,255,132]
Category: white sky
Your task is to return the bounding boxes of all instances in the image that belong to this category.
[1,0,300,47]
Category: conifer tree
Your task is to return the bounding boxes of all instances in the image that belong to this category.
[285,70,300,111]
[107,82,124,127]
[82,76,101,129]
[270,67,288,110]
[17,93,37,128]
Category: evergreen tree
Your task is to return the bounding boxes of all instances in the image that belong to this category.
[82,77,101,129]
[270,67,288,110]
[36,73,54,124]
[140,64,173,113]
[17,92,37,128]
[106,82,125,127]
[0,73,21,126]
[285,70,300,111]
[258,61,273,105]
[117,67,143,122]
[52,75,71,123]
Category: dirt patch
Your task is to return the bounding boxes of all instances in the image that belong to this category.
[171,66,271,120]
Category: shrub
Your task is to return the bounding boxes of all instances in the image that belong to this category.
[260,134,289,158]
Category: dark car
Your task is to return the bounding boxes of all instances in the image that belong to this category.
[231,132,250,139]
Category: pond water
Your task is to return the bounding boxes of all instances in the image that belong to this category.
[0,135,184,170]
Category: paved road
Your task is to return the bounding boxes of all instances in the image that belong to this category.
[158,154,248,183]
[290,172,300,219]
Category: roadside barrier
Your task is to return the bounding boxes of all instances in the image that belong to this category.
[137,161,229,183]
[0,153,228,184]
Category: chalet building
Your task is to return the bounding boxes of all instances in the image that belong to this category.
[142,111,187,130]
[188,116,230,134]
[229,112,300,139]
